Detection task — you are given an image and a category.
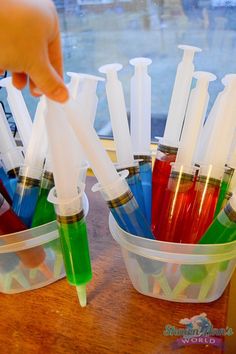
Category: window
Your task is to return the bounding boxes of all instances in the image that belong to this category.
[1,1,236,141]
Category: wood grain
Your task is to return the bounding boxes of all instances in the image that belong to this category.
[0,177,230,354]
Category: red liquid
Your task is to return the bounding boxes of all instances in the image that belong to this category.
[0,195,46,268]
[155,174,196,242]
[181,180,220,244]
[0,180,12,205]
[152,152,176,238]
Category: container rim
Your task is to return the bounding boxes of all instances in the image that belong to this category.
[108,214,236,264]
[0,193,89,253]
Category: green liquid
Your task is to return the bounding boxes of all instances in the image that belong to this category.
[181,205,236,282]
[58,217,92,286]
[31,187,56,227]
[200,208,236,245]
[214,169,234,218]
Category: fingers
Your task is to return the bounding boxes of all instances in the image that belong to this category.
[12,72,28,89]
[29,55,68,103]
[48,30,64,79]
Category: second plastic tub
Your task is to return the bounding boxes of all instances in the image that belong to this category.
[109,214,236,303]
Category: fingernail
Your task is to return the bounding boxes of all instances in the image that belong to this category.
[33,87,43,95]
[53,86,69,102]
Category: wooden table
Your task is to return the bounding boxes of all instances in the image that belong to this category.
[0,177,234,354]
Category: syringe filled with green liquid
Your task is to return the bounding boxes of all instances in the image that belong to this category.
[45,99,92,307]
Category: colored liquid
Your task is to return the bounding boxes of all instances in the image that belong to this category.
[185,180,221,244]
[214,172,233,217]
[0,166,17,199]
[13,183,40,227]
[200,206,236,245]
[31,188,56,227]
[126,173,147,222]
[139,161,152,226]
[0,195,46,268]
[152,153,176,237]
[155,175,196,243]
[0,179,12,204]
[109,196,154,239]
[58,217,92,286]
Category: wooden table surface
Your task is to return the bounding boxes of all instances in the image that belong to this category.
[0,177,233,354]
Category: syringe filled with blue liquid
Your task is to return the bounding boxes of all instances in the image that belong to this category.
[0,103,24,198]
[64,97,154,239]
[130,57,152,225]
[99,64,147,222]
[12,98,47,227]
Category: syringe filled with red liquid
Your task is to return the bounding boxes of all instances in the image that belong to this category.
[154,71,215,243]
[183,74,236,243]
[151,45,201,238]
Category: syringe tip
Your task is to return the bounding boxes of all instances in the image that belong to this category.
[76,285,87,307]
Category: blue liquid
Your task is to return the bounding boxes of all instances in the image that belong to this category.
[127,173,147,222]
[139,162,152,226]
[109,196,154,239]
[12,184,40,227]
[0,167,17,198]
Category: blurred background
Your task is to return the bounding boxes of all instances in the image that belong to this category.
[1,0,236,141]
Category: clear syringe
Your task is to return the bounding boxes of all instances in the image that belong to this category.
[0,103,24,197]
[153,71,216,242]
[152,45,201,232]
[45,99,92,307]
[187,74,236,243]
[0,77,32,150]
[129,57,152,225]
[63,97,154,239]
[99,63,147,221]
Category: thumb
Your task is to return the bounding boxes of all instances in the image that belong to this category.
[29,59,68,103]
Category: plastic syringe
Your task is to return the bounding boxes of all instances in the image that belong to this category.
[186,74,236,243]
[129,57,152,225]
[153,72,215,241]
[160,45,202,149]
[63,97,154,239]
[45,99,92,307]
[11,100,48,226]
[152,45,201,232]
[0,103,24,197]
[99,63,134,167]
[67,72,104,126]
[99,63,147,220]
[0,77,32,150]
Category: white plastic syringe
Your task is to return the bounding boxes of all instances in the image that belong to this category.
[129,57,152,155]
[199,74,236,179]
[23,96,48,175]
[99,63,134,168]
[45,99,92,307]
[175,71,216,171]
[161,45,202,149]
[67,72,104,126]
[0,77,32,150]
[0,104,24,174]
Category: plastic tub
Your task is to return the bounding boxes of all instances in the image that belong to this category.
[0,193,89,294]
[109,214,236,303]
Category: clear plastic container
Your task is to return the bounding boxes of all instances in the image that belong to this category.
[109,214,236,303]
[0,193,89,294]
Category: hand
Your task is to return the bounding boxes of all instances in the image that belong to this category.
[0,0,68,102]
